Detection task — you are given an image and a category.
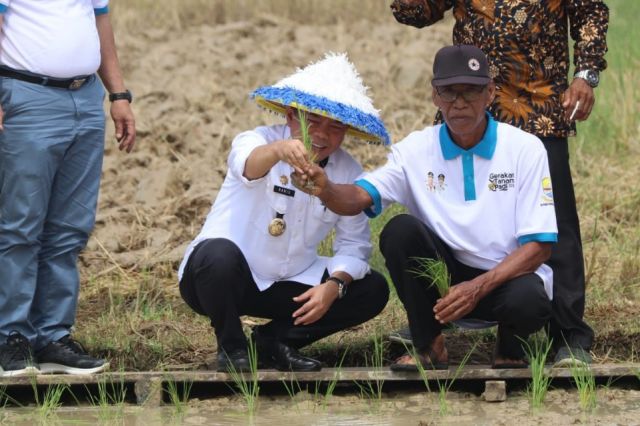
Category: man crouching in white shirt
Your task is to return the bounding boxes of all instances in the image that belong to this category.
[178,53,390,372]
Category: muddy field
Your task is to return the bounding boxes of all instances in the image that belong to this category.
[2,388,640,425]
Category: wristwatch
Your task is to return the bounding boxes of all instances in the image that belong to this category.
[573,70,599,88]
[327,276,347,299]
[109,89,133,103]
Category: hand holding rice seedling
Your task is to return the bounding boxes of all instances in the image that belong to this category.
[411,257,451,297]
[297,109,318,191]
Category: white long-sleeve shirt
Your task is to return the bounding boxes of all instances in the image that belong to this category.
[178,124,372,291]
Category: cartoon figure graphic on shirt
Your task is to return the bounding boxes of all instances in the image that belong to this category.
[437,174,446,192]
[426,171,436,191]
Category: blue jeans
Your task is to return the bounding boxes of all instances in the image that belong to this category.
[0,75,105,349]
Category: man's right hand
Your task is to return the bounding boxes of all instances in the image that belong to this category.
[0,104,4,131]
[274,138,312,175]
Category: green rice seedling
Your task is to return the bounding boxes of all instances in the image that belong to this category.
[570,361,597,412]
[86,373,127,422]
[322,348,348,409]
[410,257,450,297]
[281,376,303,413]
[165,376,193,417]
[226,336,260,414]
[412,341,475,416]
[297,108,316,164]
[521,334,553,411]
[31,379,69,421]
[355,334,386,409]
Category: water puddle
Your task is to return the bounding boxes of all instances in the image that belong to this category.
[2,388,639,425]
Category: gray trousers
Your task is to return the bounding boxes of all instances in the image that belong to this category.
[0,75,105,349]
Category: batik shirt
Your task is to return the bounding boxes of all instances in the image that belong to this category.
[391,0,609,138]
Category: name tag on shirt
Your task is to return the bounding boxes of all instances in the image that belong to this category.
[273,185,295,197]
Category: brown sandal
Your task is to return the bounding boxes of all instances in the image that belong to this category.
[390,351,449,371]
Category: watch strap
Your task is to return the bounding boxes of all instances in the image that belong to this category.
[109,90,132,103]
[326,276,346,299]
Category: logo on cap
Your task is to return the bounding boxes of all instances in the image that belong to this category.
[468,58,480,71]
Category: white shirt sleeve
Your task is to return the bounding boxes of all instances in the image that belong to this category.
[358,143,410,217]
[227,130,269,188]
[328,211,372,281]
[515,139,558,243]
[92,0,109,9]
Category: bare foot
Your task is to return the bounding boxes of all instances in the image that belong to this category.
[492,356,528,369]
[391,334,448,369]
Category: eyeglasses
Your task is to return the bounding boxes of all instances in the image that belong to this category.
[435,85,487,103]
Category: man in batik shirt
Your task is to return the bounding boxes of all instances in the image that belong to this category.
[389,0,609,366]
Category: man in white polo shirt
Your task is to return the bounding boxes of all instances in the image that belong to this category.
[0,1,135,376]
[179,53,390,372]
[295,45,557,369]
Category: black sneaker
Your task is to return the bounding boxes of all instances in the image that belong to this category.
[0,332,39,377]
[36,335,108,375]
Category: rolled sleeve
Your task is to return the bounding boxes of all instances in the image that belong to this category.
[227,130,269,187]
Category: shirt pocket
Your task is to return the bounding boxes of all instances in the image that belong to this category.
[304,199,339,249]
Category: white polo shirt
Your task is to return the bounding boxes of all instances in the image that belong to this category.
[178,124,372,291]
[357,115,557,299]
[0,0,109,78]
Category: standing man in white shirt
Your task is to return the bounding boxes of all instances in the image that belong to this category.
[179,53,390,372]
[0,0,135,377]
[295,46,556,370]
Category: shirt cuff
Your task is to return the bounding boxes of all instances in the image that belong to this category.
[94,6,109,15]
[328,255,371,281]
[355,179,381,218]
[0,4,8,13]
[517,233,558,245]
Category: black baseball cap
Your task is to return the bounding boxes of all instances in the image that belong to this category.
[431,45,491,87]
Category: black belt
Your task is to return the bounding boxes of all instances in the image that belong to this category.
[0,66,91,90]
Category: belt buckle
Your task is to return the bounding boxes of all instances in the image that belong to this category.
[69,78,86,90]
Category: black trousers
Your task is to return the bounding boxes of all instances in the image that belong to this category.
[380,215,551,359]
[541,137,594,350]
[179,238,389,353]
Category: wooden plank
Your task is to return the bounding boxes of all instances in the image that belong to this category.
[1,363,638,386]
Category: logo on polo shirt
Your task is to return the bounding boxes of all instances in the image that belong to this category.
[426,171,447,192]
[540,176,554,206]
[488,172,515,192]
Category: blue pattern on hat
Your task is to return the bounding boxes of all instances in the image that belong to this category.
[251,86,390,146]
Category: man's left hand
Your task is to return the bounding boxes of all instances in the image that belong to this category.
[111,100,136,153]
[433,280,483,324]
[292,281,339,325]
[562,78,595,122]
